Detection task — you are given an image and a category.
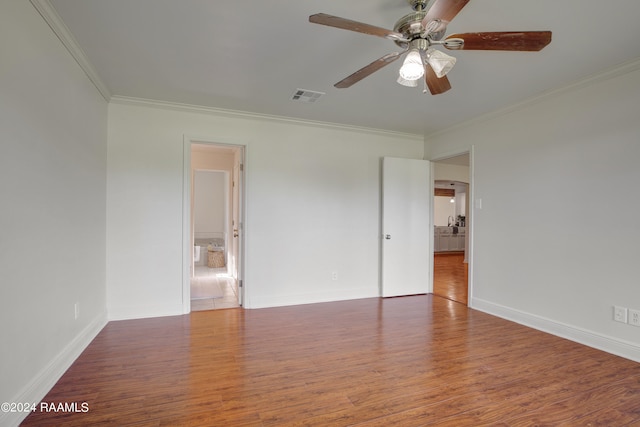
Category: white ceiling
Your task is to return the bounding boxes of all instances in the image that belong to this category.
[46,0,640,136]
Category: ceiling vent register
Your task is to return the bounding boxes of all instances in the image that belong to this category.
[291,89,325,103]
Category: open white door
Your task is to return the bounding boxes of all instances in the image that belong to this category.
[382,157,431,297]
[231,150,244,306]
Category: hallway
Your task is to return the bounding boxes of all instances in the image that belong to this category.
[433,252,468,305]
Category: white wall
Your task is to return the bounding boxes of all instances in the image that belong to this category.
[434,197,455,226]
[106,100,424,318]
[193,170,227,238]
[192,146,235,172]
[433,163,469,183]
[427,63,640,361]
[0,1,108,425]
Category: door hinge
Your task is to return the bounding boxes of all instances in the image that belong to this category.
[239,280,243,288]
[240,163,244,172]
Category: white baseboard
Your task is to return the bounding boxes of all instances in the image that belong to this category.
[471,297,640,363]
[245,288,379,309]
[107,303,184,321]
[1,311,107,427]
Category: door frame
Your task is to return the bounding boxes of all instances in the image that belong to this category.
[430,146,474,308]
[182,135,247,313]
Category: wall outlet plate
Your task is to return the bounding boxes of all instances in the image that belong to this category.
[628,309,640,327]
[614,306,628,323]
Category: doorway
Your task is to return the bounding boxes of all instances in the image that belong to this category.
[184,141,245,312]
[432,154,470,305]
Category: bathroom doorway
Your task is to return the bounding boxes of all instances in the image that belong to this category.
[433,153,470,305]
[188,142,245,311]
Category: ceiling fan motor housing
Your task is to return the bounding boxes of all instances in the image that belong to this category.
[407,0,433,11]
[394,12,426,38]
[395,0,445,48]
[393,11,445,48]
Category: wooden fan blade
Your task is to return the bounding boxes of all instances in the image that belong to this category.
[334,52,404,88]
[446,31,552,51]
[421,0,470,28]
[425,64,451,95]
[310,13,407,41]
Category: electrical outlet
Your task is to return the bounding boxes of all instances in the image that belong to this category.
[74,303,79,320]
[628,309,640,327]
[613,306,627,323]
[331,271,338,281]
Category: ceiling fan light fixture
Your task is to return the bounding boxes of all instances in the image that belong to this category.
[397,75,419,87]
[425,48,457,78]
[398,49,424,81]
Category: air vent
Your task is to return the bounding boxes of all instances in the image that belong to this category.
[291,89,325,103]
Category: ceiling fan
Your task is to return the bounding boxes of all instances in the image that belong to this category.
[309,0,551,94]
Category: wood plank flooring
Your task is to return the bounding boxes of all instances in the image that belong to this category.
[433,252,468,305]
[22,296,640,426]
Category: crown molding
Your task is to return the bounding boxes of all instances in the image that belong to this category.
[110,95,424,140]
[30,0,111,102]
[426,56,640,140]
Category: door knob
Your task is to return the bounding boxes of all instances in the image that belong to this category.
[385,234,391,240]
[233,229,239,238]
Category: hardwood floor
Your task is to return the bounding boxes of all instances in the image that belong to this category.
[21,295,640,426]
[433,252,468,305]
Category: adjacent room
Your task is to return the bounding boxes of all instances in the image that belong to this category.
[2,0,640,425]
[190,143,242,311]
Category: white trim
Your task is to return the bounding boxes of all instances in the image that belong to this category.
[29,0,111,102]
[182,139,192,313]
[427,163,434,295]
[0,312,107,427]
[472,297,640,363]
[107,304,184,322]
[467,146,475,305]
[249,289,379,310]
[111,96,424,140]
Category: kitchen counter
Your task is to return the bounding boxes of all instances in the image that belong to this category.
[435,226,465,252]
